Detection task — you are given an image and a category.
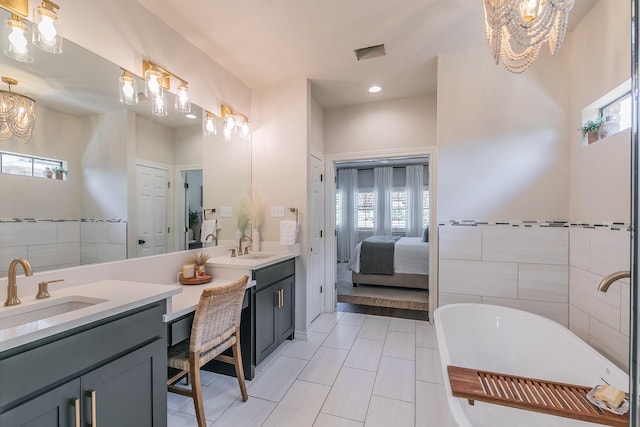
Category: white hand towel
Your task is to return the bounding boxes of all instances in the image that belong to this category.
[280,220,298,245]
[201,219,217,243]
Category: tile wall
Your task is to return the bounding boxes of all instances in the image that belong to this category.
[438,221,631,371]
[0,219,126,275]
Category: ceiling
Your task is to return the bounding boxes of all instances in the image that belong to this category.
[135,0,598,109]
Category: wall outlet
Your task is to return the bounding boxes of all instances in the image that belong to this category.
[271,206,285,217]
[220,207,233,217]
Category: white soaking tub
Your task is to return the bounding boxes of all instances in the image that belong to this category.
[434,303,629,427]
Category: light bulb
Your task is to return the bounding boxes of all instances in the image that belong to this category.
[8,26,28,54]
[224,115,235,130]
[122,81,134,99]
[242,121,250,139]
[175,81,191,113]
[147,75,160,95]
[37,15,57,45]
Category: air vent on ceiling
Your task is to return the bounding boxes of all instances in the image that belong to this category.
[354,44,386,61]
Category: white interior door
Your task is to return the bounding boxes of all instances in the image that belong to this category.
[136,164,169,258]
[308,152,325,320]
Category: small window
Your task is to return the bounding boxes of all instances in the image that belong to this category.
[357,191,375,229]
[600,92,631,135]
[0,151,65,179]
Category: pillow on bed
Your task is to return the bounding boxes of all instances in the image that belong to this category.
[422,228,429,242]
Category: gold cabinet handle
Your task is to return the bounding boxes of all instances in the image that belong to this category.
[89,390,97,426]
[73,398,80,427]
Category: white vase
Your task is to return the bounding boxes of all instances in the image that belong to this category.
[252,229,260,252]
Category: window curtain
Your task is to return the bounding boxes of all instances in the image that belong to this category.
[405,165,424,237]
[337,168,358,262]
[374,167,393,236]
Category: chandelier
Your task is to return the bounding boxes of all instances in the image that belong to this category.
[483,0,575,74]
[0,77,36,142]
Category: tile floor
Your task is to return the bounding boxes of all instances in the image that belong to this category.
[167,311,458,427]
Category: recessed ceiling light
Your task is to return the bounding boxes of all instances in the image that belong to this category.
[368,85,382,94]
[185,113,197,119]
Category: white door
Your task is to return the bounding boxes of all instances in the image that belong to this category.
[136,164,169,258]
[308,153,325,320]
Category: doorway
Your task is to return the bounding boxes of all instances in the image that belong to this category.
[175,169,203,251]
[324,147,438,319]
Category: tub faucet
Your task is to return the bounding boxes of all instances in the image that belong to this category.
[597,270,630,292]
[238,234,253,256]
[4,258,33,306]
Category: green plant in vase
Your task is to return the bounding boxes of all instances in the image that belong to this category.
[578,117,606,144]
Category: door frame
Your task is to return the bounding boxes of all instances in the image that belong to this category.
[323,146,438,319]
[174,164,203,251]
[308,148,326,320]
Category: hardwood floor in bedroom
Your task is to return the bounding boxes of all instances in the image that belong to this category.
[336,263,429,321]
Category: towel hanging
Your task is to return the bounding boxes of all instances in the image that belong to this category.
[280,220,298,245]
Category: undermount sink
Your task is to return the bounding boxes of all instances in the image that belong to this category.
[0,296,107,330]
[240,253,274,260]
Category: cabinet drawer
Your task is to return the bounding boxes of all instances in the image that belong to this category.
[253,259,294,291]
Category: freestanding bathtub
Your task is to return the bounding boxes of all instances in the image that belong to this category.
[434,303,629,427]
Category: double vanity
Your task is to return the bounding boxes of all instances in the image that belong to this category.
[0,248,298,426]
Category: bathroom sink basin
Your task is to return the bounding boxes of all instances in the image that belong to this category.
[241,253,274,260]
[0,296,107,330]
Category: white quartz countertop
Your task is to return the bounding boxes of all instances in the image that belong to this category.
[206,250,299,270]
[0,280,181,352]
[163,278,257,323]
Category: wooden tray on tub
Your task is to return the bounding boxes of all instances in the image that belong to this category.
[447,365,629,427]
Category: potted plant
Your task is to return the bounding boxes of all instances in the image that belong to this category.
[578,117,606,144]
[53,166,67,180]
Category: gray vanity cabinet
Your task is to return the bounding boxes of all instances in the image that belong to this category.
[0,302,167,427]
[254,259,295,365]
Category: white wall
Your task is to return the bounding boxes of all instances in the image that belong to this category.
[309,96,324,154]
[567,0,631,369]
[569,0,630,223]
[437,45,571,221]
[252,78,309,333]
[324,94,437,155]
[135,115,176,167]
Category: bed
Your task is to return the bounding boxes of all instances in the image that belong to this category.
[348,236,429,290]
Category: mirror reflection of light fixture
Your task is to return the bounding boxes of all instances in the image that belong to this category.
[32,0,62,54]
[203,111,217,136]
[483,0,574,73]
[118,70,138,105]
[151,91,168,117]
[221,104,250,141]
[0,77,36,142]
[4,14,31,62]
[175,80,191,113]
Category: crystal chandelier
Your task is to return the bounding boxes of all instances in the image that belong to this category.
[483,0,575,74]
[0,77,36,142]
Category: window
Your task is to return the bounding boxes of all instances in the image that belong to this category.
[391,189,407,229]
[0,151,64,178]
[423,189,430,228]
[357,191,375,228]
[600,91,631,134]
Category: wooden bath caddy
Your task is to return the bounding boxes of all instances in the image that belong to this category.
[447,365,629,427]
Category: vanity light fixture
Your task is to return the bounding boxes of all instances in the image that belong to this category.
[142,59,192,114]
[483,0,574,73]
[203,111,217,136]
[0,77,36,143]
[118,70,138,105]
[221,104,250,141]
[4,14,31,62]
[32,0,62,54]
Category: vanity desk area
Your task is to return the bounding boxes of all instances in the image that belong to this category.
[163,249,299,381]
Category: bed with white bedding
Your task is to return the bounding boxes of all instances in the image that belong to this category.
[348,236,429,290]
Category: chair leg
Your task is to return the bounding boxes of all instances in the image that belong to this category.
[190,354,207,427]
[232,337,248,401]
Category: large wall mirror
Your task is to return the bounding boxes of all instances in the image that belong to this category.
[0,9,251,276]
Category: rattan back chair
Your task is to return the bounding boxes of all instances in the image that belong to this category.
[167,274,249,426]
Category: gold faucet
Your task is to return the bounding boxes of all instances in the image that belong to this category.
[597,270,630,292]
[4,258,33,306]
[238,234,253,256]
